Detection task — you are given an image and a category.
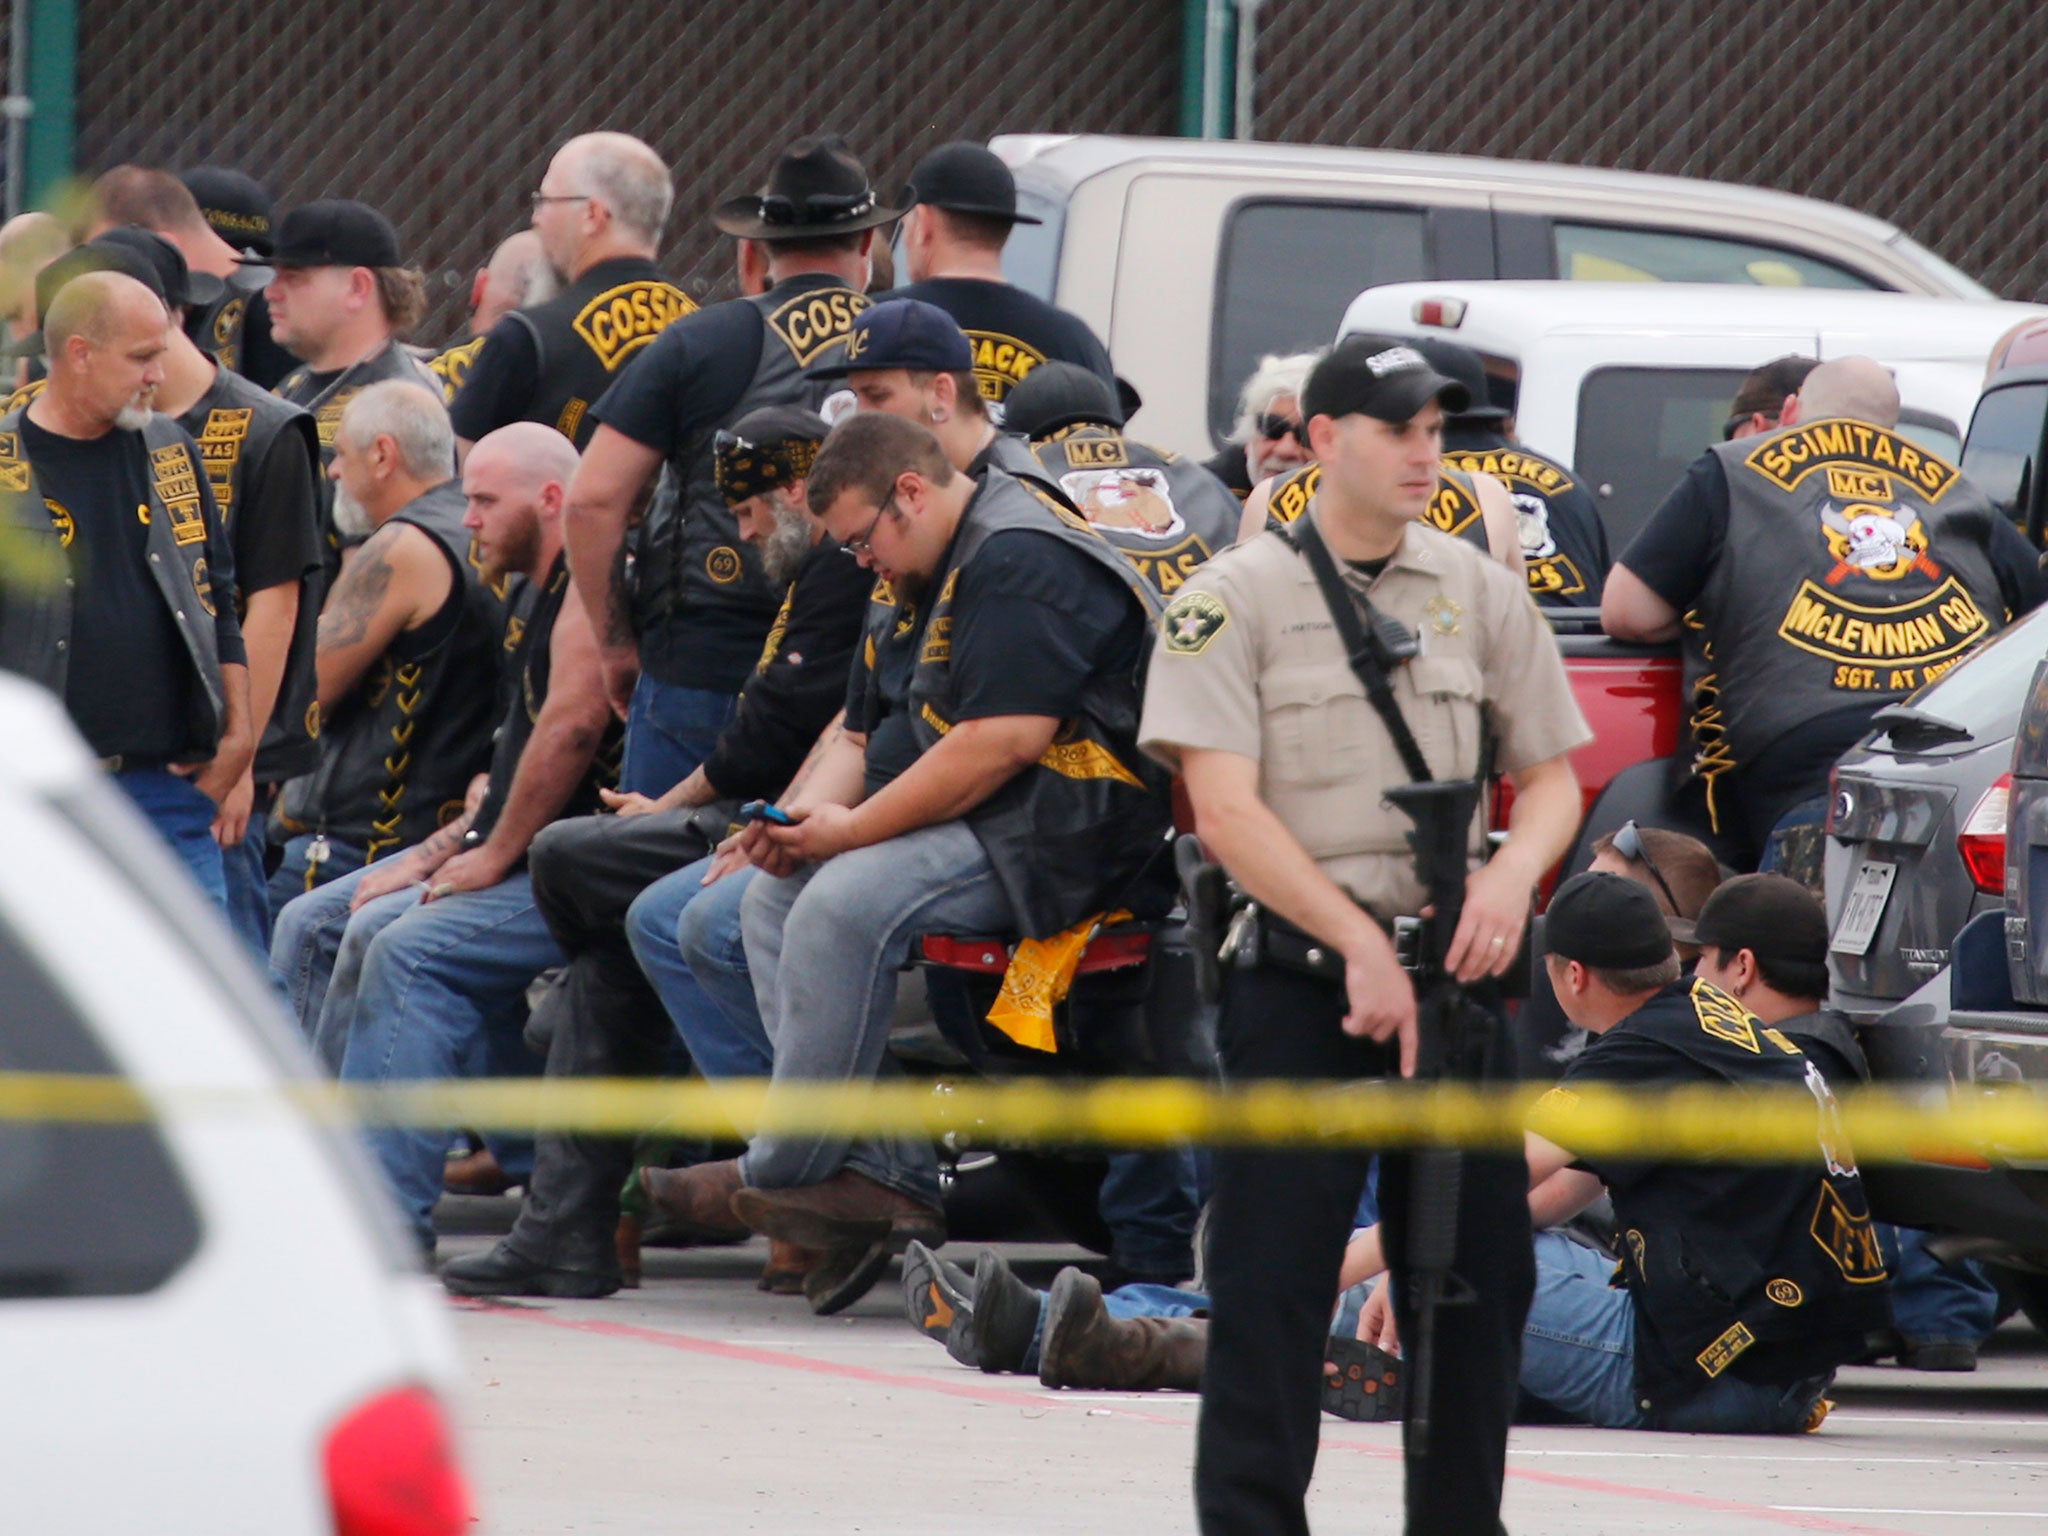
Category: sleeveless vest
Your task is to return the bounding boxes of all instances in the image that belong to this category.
[632,280,870,683]
[1692,420,2003,795]
[1028,423,1240,597]
[467,552,623,847]
[188,270,267,375]
[176,370,326,781]
[1264,461,1491,554]
[1441,440,1608,607]
[0,409,231,753]
[501,256,693,447]
[906,469,1169,938]
[426,334,486,405]
[275,480,506,860]
[1538,979,1889,1411]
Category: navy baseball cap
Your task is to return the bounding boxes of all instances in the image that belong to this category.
[809,298,973,380]
[1303,332,1470,424]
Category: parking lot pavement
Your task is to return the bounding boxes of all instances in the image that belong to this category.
[443,1232,2048,1536]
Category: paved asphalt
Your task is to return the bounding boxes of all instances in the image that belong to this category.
[437,1224,2048,1535]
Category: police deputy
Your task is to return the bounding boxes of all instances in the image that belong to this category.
[1413,336,1611,609]
[1603,356,2018,868]
[564,135,882,794]
[892,141,1115,410]
[0,269,254,912]
[1003,359,1240,597]
[102,226,324,949]
[1139,334,1589,1534]
[448,133,693,452]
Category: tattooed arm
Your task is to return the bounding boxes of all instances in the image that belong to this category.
[313,519,458,709]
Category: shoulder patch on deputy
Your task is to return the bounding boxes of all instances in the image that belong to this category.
[1161,590,1229,655]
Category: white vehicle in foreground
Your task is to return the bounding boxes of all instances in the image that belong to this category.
[0,678,471,1533]
[1336,280,2048,553]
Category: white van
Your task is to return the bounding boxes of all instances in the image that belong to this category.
[1336,281,2048,552]
[990,134,1994,460]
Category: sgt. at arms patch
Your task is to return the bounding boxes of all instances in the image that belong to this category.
[1162,590,1229,655]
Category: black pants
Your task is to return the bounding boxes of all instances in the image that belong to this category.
[501,809,716,1271]
[1195,962,1533,1536]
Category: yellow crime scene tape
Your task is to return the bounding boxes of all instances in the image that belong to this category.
[2,1072,2047,1166]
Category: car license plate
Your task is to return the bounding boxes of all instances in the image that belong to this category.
[1830,860,1897,956]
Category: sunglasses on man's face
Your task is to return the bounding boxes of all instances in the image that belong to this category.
[1256,413,1309,447]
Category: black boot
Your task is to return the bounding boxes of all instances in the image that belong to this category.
[947,1249,1041,1373]
[441,1240,620,1299]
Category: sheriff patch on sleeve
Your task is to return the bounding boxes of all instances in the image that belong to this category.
[1162,590,1229,655]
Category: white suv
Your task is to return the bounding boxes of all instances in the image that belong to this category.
[0,678,471,1534]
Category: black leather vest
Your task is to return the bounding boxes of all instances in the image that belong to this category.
[1442,440,1609,607]
[1027,424,1240,597]
[276,481,506,860]
[633,280,869,685]
[1265,461,1490,554]
[468,552,623,846]
[906,469,1169,938]
[1542,980,1890,1412]
[506,257,693,447]
[1693,421,2003,787]
[0,409,231,754]
[188,270,266,374]
[176,370,325,781]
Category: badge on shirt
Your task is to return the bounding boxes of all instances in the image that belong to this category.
[1161,590,1229,655]
[1424,594,1462,637]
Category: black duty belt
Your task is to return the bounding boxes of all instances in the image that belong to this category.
[1224,901,1405,985]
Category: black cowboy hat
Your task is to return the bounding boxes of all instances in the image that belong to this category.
[712,135,903,241]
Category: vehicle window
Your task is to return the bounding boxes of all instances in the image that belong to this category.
[1907,600,2048,735]
[999,185,1065,301]
[0,911,201,1298]
[1553,223,1879,290]
[1896,411,1962,467]
[1961,383,2048,516]
[1210,199,1429,445]
[1575,366,1751,553]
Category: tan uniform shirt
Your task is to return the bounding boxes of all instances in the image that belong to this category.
[1139,511,1591,921]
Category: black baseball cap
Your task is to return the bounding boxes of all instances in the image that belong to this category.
[714,405,829,506]
[91,226,225,311]
[1407,336,1509,423]
[808,298,972,379]
[1691,874,1829,967]
[1,243,166,359]
[1002,360,1121,438]
[1302,332,1471,424]
[252,198,403,270]
[902,142,1041,226]
[1545,873,1677,970]
[181,166,275,257]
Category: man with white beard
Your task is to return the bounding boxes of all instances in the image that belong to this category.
[0,267,254,909]
[267,380,507,910]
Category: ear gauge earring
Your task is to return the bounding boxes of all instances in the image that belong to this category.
[931,409,949,425]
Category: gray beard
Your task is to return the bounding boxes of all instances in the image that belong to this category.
[331,485,375,540]
[760,509,814,585]
[113,403,151,432]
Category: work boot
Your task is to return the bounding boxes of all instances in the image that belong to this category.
[729,1169,945,1252]
[955,1249,1040,1374]
[638,1158,750,1243]
[805,1238,892,1316]
[440,1240,620,1300]
[761,1240,820,1296]
[902,1240,973,1342]
[1038,1267,1206,1390]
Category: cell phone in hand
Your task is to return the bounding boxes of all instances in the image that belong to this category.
[739,799,797,826]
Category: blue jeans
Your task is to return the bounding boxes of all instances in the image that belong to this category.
[621,675,737,797]
[1099,1150,1202,1279]
[627,858,770,1079]
[1516,1230,1830,1432]
[738,820,1012,1207]
[220,830,275,954]
[117,767,228,914]
[1883,1224,2000,1348]
[321,869,559,1248]
[268,831,368,917]
[270,861,389,1058]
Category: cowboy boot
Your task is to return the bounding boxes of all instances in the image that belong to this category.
[1038,1268,1207,1390]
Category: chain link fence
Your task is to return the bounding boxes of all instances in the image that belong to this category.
[57,0,2048,342]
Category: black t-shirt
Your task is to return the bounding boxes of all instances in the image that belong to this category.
[588,297,765,455]
[892,277,1115,404]
[446,315,540,443]
[1618,451,1729,614]
[698,537,872,799]
[1204,442,1254,500]
[846,586,924,797]
[22,416,195,759]
[948,526,1143,719]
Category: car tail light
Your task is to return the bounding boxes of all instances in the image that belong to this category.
[325,1386,472,1536]
[1410,297,1466,328]
[1958,773,2011,895]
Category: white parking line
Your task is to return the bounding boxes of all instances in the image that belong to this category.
[1510,1450,2048,1468]
[1772,1510,2048,1521]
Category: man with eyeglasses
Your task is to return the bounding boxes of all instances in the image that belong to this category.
[449,133,693,456]
[438,406,870,1300]
[564,136,882,798]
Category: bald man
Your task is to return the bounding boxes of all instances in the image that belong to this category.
[270,420,621,1252]
[0,269,253,908]
[426,230,557,403]
[1604,354,2022,867]
[449,132,693,453]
